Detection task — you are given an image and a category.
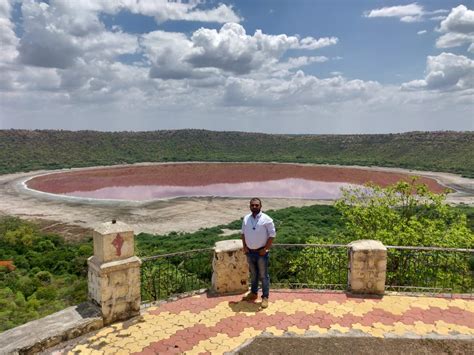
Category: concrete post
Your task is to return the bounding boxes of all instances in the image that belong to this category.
[88,220,141,325]
[211,240,249,295]
[348,240,387,295]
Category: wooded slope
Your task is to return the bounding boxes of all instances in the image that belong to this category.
[0,130,472,177]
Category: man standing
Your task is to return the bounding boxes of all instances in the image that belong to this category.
[241,198,276,308]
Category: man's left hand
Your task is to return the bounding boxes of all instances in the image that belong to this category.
[259,249,268,256]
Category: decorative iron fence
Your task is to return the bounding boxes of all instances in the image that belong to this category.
[385,246,474,295]
[269,244,349,290]
[141,248,214,303]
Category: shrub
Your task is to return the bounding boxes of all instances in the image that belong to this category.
[334,178,474,248]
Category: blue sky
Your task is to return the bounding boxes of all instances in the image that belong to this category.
[0,1,473,133]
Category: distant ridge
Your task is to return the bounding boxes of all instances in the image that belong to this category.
[0,130,472,177]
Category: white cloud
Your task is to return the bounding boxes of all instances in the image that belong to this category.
[439,5,474,34]
[13,0,240,70]
[279,56,328,69]
[52,0,241,24]
[430,16,446,21]
[222,71,381,107]
[436,5,474,51]
[144,23,338,78]
[417,30,427,35]
[365,3,424,22]
[257,56,329,79]
[5,72,471,134]
[299,36,338,49]
[17,0,139,69]
[141,30,219,80]
[436,32,474,48]
[0,0,19,66]
[365,3,450,23]
[401,52,474,91]
[1,1,472,134]
[400,15,421,23]
[153,3,240,24]
[80,31,138,61]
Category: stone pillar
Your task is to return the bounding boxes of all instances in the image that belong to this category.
[88,220,141,325]
[211,240,249,295]
[348,240,387,295]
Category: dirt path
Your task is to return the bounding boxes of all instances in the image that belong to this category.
[237,337,474,355]
[0,163,472,241]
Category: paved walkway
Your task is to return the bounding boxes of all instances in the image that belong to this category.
[67,291,474,354]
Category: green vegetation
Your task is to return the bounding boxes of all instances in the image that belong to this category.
[141,261,210,302]
[290,180,474,291]
[0,204,345,330]
[1,195,473,331]
[1,130,473,177]
[0,217,91,332]
[136,204,344,255]
[1,127,473,328]
[334,179,473,248]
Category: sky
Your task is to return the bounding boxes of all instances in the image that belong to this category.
[0,0,473,134]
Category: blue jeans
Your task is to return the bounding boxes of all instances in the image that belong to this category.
[246,251,270,298]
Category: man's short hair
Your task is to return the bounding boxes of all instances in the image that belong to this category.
[249,197,262,205]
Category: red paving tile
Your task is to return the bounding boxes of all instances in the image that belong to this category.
[137,323,216,355]
[410,307,473,328]
[77,291,474,355]
[358,309,403,326]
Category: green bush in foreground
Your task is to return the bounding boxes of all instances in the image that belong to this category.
[290,180,473,292]
[334,178,473,248]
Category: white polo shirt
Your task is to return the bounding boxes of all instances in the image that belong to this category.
[241,211,276,249]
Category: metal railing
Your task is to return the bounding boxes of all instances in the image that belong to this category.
[139,244,474,303]
[270,244,349,290]
[385,246,474,295]
[141,248,214,303]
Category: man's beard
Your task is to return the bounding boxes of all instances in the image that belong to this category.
[251,207,261,215]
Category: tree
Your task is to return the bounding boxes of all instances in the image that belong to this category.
[334,178,473,248]
[290,179,474,293]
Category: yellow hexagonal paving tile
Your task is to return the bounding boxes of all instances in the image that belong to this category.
[349,301,376,316]
[351,322,373,334]
[412,321,437,335]
[374,299,412,315]
[93,327,114,338]
[308,325,329,334]
[370,328,387,338]
[70,344,89,353]
[371,322,392,331]
[66,293,474,355]
[451,299,474,312]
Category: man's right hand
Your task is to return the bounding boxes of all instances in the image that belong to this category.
[243,245,249,254]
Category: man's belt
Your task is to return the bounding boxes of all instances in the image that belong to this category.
[248,247,266,252]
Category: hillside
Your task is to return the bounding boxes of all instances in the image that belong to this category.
[0,130,472,177]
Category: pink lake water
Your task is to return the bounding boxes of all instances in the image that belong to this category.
[62,178,358,201]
